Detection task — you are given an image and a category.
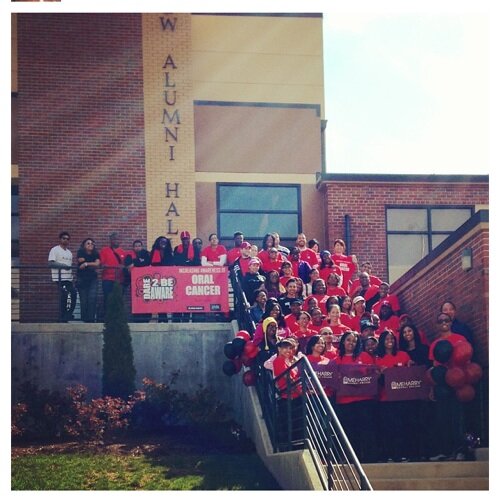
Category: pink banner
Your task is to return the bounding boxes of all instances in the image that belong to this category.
[336,364,379,397]
[131,266,229,313]
[384,365,431,401]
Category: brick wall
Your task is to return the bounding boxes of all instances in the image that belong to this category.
[322,180,489,281]
[17,13,146,320]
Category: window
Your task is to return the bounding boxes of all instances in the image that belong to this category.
[386,206,473,283]
[217,183,301,245]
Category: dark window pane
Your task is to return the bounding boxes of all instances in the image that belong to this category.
[220,213,298,240]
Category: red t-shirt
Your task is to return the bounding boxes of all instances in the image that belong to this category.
[349,275,382,295]
[319,265,341,283]
[226,247,242,266]
[376,315,401,337]
[273,356,302,398]
[309,293,330,315]
[372,294,401,315]
[328,323,350,346]
[299,247,320,268]
[326,285,347,298]
[332,255,357,287]
[262,259,285,275]
[284,313,299,332]
[100,246,127,282]
[201,245,227,263]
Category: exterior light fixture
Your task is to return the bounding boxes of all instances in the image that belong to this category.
[461,248,473,271]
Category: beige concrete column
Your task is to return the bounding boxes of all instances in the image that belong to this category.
[142,13,196,247]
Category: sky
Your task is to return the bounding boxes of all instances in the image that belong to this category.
[322,11,491,175]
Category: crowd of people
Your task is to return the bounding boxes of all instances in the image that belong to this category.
[48,229,476,463]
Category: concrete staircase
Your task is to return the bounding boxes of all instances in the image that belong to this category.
[363,451,489,490]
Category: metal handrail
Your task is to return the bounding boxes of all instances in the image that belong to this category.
[230,267,372,491]
[11,265,235,323]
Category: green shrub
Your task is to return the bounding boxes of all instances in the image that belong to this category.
[102,282,136,399]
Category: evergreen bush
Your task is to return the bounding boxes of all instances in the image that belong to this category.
[102,282,136,399]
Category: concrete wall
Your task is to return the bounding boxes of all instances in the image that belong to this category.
[11,322,234,405]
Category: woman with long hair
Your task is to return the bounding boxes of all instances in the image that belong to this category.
[375,329,412,462]
[150,236,174,266]
[76,238,100,322]
[335,331,378,463]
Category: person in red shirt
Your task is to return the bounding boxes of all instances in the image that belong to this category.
[257,233,277,267]
[305,335,334,399]
[375,329,412,462]
[375,302,400,337]
[371,282,401,316]
[318,250,341,282]
[363,336,378,362]
[201,234,227,267]
[319,327,338,360]
[233,241,253,280]
[325,303,350,348]
[100,232,128,314]
[309,306,327,333]
[273,337,303,447]
[295,233,320,268]
[331,238,358,288]
[428,313,472,461]
[345,295,367,332]
[291,311,315,340]
[335,331,378,463]
[348,261,382,295]
[261,247,285,275]
[284,299,302,332]
[309,278,330,315]
[325,272,347,298]
[226,231,244,267]
[339,295,354,326]
[349,272,380,312]
[279,260,296,288]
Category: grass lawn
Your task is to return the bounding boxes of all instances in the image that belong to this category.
[11,426,281,491]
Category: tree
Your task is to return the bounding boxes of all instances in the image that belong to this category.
[102,282,136,399]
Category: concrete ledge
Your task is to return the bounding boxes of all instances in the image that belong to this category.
[11,321,234,403]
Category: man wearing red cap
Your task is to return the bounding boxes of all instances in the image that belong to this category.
[173,230,196,266]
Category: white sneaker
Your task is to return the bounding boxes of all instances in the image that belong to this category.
[455,452,466,461]
[429,453,447,461]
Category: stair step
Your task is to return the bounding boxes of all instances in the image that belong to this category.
[370,477,489,490]
[363,461,488,480]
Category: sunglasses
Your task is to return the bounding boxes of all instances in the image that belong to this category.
[61,237,70,241]
[437,318,451,324]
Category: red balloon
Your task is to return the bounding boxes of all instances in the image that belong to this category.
[451,341,473,366]
[455,384,475,402]
[445,366,467,388]
[240,353,255,367]
[244,341,260,359]
[232,358,243,373]
[243,370,257,386]
[464,362,483,384]
[236,330,251,342]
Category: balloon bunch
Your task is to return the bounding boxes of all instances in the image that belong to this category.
[222,330,259,386]
[427,339,482,402]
